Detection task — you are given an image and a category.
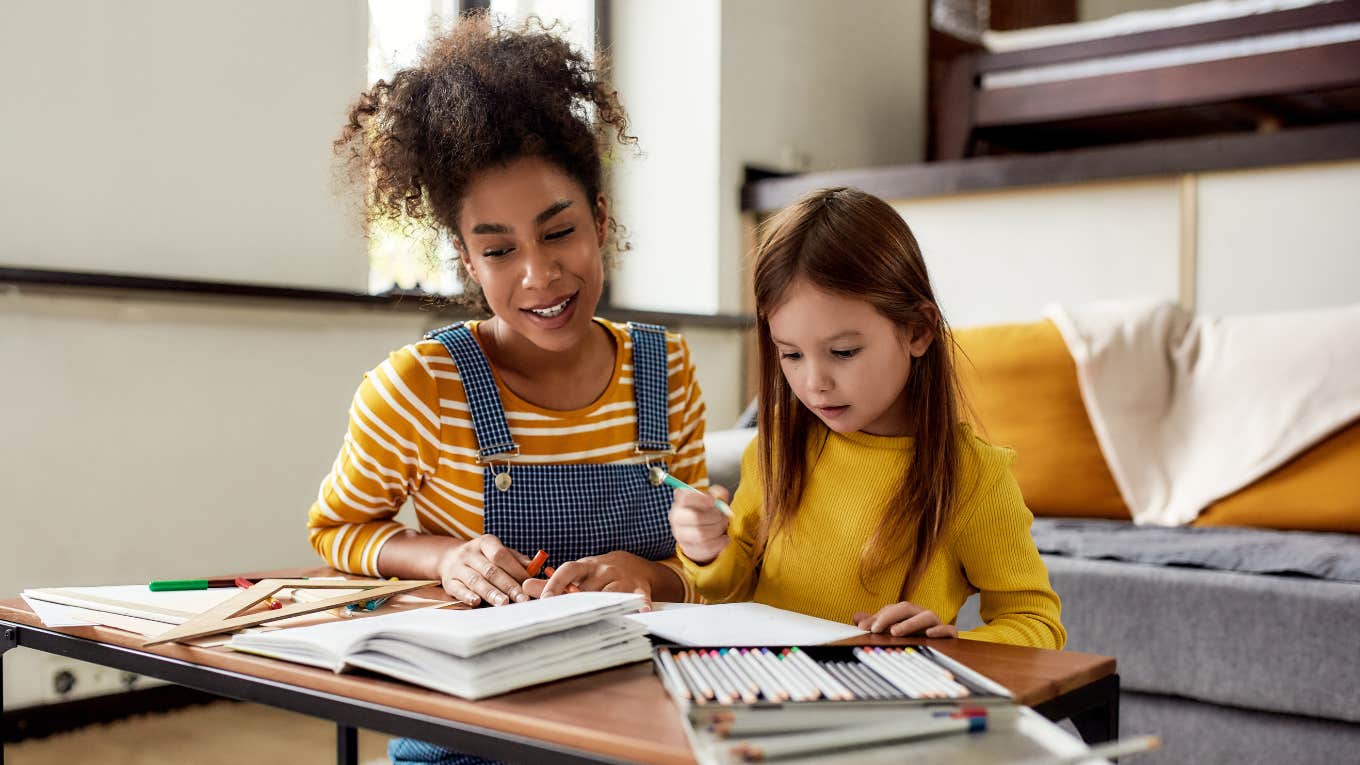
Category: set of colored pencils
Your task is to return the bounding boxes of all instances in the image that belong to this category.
[852,646,971,698]
[655,646,973,705]
[659,647,842,704]
[726,708,989,761]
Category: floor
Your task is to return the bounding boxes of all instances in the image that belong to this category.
[4,701,392,764]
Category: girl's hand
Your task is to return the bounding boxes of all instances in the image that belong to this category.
[523,551,656,610]
[435,534,533,607]
[668,485,732,565]
[853,602,959,638]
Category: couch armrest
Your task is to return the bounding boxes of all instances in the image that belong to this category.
[703,427,757,492]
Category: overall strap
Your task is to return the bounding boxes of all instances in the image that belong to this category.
[628,322,673,455]
[424,323,518,461]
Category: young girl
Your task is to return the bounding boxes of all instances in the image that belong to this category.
[670,187,1065,649]
[313,15,712,764]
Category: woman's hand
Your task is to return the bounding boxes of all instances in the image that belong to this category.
[668,485,732,565]
[853,601,959,638]
[434,534,533,607]
[522,551,660,609]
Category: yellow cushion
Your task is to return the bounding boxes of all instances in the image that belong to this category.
[1194,420,1360,533]
[952,319,1130,519]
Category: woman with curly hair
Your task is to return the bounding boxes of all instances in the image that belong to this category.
[308,17,714,761]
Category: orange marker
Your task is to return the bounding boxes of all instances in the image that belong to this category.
[236,576,281,610]
[526,549,549,577]
[538,565,580,593]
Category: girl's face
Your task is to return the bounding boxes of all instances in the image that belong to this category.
[767,278,933,437]
[457,155,608,353]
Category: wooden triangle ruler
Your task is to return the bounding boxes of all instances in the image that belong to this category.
[142,578,437,647]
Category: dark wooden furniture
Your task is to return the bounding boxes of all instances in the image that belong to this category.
[930,0,1360,159]
[0,570,1118,765]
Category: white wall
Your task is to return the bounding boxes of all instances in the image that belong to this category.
[897,178,1183,327]
[0,0,382,709]
[608,0,723,314]
[0,291,430,707]
[719,0,927,313]
[1196,160,1360,315]
[879,159,1360,328]
[610,0,928,316]
[0,0,370,290]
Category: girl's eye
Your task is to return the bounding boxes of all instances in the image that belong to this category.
[831,348,860,359]
[544,226,575,241]
[780,352,802,361]
[482,247,513,258]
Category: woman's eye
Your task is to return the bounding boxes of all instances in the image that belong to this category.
[780,352,802,361]
[544,226,575,241]
[831,348,860,359]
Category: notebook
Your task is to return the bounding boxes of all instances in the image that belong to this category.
[626,602,867,646]
[227,591,651,699]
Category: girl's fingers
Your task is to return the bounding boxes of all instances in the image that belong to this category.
[925,624,958,639]
[851,611,871,626]
[709,484,732,503]
[676,534,729,564]
[889,610,942,637]
[868,602,923,633]
[672,526,726,550]
[670,492,727,522]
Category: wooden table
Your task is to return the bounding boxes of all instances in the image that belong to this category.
[0,574,1117,765]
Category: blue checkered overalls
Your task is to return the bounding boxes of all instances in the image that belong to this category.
[389,320,678,765]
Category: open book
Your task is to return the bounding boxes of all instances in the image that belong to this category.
[228,591,651,699]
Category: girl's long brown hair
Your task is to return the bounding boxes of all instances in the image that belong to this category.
[753,187,963,597]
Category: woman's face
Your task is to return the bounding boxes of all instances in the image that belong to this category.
[457,155,608,354]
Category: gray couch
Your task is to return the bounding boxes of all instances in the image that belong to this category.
[703,426,1360,764]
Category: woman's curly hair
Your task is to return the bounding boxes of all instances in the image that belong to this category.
[334,13,635,310]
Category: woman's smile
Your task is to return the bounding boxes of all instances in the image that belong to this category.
[521,291,579,328]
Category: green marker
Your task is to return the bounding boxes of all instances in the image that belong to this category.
[660,473,733,518]
[148,578,242,592]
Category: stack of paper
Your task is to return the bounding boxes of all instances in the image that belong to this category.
[227,591,652,699]
[22,585,247,637]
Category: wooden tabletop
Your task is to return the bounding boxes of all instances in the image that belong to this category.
[2,572,1114,765]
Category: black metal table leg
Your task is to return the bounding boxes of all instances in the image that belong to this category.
[1034,673,1120,744]
[338,723,358,765]
[2,625,17,765]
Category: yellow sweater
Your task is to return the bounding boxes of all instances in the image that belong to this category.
[681,426,1066,649]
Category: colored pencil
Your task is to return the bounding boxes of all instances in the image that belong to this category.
[730,713,987,761]
[1012,735,1162,765]
[659,474,733,517]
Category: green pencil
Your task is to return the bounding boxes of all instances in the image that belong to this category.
[660,474,733,518]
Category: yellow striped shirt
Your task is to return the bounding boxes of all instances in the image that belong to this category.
[307,318,709,599]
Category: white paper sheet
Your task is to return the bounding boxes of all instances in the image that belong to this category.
[20,594,98,627]
[626,602,866,646]
[21,594,178,637]
[22,585,245,624]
